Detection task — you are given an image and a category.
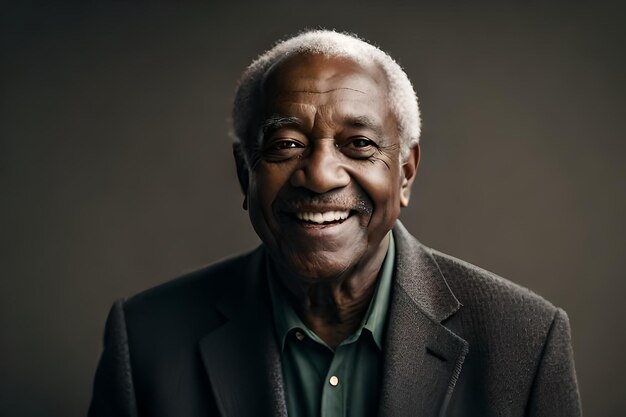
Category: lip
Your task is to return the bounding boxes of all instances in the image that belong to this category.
[274,193,373,238]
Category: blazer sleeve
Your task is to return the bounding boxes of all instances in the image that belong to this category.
[88,300,139,417]
[526,308,582,416]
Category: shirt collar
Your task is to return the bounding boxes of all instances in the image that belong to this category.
[268,231,395,351]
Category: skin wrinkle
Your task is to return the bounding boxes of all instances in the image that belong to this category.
[236,53,420,348]
[233,31,422,165]
[260,109,389,164]
[289,87,367,95]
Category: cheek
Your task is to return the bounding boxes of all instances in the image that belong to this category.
[361,161,402,199]
[357,164,403,223]
[247,172,281,249]
[249,164,292,216]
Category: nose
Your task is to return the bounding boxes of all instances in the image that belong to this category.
[289,139,350,193]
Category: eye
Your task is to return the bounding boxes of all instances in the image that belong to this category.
[350,137,374,148]
[261,138,306,162]
[339,136,378,159]
[271,140,303,150]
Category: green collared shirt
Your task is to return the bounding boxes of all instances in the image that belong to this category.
[268,232,395,417]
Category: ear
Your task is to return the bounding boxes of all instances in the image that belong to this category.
[400,144,420,208]
[233,143,249,210]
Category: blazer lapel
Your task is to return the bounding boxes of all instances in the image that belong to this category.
[379,222,469,417]
[197,249,287,417]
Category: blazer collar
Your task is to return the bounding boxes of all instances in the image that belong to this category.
[198,222,468,417]
[392,221,461,323]
[378,221,468,417]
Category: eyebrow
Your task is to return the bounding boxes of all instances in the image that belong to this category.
[260,114,385,138]
[342,115,385,138]
[261,116,303,135]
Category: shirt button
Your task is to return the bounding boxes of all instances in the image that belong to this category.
[294,331,305,341]
[329,376,339,386]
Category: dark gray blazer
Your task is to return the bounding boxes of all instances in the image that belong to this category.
[88,222,582,417]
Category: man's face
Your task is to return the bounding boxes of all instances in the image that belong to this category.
[239,53,418,281]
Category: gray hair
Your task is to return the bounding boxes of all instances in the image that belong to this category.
[232,29,421,162]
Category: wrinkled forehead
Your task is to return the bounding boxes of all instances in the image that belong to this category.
[260,52,390,102]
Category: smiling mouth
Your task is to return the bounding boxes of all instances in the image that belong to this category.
[292,210,352,226]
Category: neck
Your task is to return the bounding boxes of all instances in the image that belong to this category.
[275,233,390,349]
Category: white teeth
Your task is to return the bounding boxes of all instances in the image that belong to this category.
[295,210,350,224]
[322,212,335,222]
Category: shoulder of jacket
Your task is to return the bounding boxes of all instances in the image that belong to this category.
[121,246,263,318]
[428,248,558,318]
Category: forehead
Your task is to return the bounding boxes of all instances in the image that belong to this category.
[264,53,386,91]
[260,53,392,126]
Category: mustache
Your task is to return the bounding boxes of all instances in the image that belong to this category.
[276,189,373,214]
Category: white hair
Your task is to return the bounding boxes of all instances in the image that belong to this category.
[232,29,421,161]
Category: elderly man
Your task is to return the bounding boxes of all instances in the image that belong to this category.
[89,30,581,417]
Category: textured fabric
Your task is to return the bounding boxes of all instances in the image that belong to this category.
[88,221,582,417]
[88,299,138,417]
[268,232,395,417]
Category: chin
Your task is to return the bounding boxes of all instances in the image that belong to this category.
[282,250,356,282]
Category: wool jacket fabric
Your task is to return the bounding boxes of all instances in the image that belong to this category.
[88,221,582,417]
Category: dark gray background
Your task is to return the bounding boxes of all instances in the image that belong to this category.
[2,1,624,416]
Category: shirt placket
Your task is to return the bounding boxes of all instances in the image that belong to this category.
[320,344,348,417]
